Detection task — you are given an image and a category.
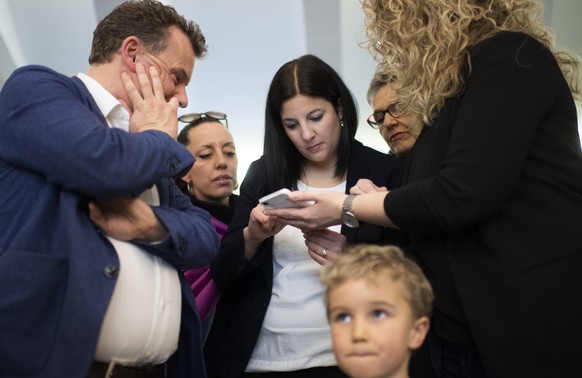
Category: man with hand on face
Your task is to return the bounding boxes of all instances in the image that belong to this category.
[0,1,218,377]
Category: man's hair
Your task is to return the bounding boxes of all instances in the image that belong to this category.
[89,0,207,64]
[322,244,434,320]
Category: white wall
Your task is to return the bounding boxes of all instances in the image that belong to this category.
[549,1,582,141]
[175,0,310,187]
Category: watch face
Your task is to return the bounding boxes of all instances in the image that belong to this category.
[342,211,359,228]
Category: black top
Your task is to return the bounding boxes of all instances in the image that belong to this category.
[385,32,582,377]
[175,178,238,224]
[187,193,238,225]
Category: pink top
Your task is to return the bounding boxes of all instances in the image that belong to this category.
[183,216,228,321]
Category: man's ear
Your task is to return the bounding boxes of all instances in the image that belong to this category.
[121,36,142,71]
[408,316,430,350]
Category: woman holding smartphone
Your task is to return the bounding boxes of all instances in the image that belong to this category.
[204,54,405,378]
[263,1,582,377]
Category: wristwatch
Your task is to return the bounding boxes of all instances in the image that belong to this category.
[341,194,359,228]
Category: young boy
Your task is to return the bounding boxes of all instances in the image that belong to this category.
[321,244,434,378]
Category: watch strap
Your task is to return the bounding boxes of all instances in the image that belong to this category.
[342,194,357,213]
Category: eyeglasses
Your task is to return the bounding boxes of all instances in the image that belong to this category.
[178,111,228,128]
[367,101,403,129]
[143,52,175,83]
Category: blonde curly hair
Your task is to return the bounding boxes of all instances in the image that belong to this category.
[361,0,581,125]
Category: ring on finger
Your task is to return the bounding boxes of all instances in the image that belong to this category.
[322,248,328,257]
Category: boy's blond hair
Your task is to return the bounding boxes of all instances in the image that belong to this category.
[322,244,434,320]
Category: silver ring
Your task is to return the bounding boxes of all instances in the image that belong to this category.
[322,248,328,257]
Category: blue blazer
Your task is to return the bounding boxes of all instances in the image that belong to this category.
[0,65,219,378]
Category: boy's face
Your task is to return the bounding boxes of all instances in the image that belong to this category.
[327,276,429,378]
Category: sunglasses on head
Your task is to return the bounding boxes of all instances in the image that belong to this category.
[178,111,228,128]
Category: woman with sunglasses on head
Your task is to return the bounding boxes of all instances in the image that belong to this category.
[177,111,238,217]
[176,111,238,341]
[203,54,406,378]
[266,1,582,377]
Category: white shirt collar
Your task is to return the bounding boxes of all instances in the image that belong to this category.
[77,72,130,132]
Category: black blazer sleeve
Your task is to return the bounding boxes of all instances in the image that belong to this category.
[344,140,407,248]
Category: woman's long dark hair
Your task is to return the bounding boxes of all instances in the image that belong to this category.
[263,54,358,192]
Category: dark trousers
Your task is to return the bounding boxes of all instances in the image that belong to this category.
[87,361,166,378]
[410,329,487,378]
[242,366,348,378]
[439,338,487,378]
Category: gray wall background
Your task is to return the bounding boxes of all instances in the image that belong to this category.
[1,0,580,181]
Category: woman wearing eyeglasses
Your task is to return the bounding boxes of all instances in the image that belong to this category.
[264,1,582,377]
[176,112,238,341]
[203,54,406,378]
[366,71,423,159]
[350,73,424,205]
[350,73,425,195]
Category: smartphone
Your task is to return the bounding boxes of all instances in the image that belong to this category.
[259,189,316,209]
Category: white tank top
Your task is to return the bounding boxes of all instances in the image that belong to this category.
[245,180,345,372]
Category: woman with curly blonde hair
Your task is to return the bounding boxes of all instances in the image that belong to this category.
[362,0,580,126]
[266,1,582,377]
